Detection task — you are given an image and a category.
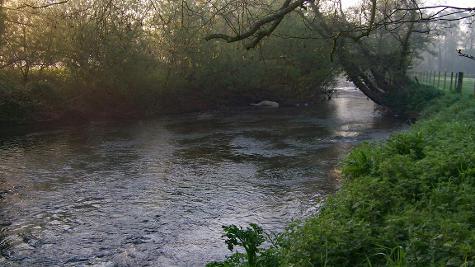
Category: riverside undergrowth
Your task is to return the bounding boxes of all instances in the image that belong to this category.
[210,93,475,267]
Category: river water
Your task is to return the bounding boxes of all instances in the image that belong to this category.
[0,82,404,266]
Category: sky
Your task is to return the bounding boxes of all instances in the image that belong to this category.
[425,0,474,7]
[341,0,475,9]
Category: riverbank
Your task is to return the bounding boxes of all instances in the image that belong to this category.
[0,85,405,266]
[0,82,336,126]
[212,93,475,266]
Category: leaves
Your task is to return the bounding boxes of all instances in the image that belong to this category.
[221,224,266,266]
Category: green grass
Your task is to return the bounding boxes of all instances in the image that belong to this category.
[211,92,475,266]
[415,73,475,96]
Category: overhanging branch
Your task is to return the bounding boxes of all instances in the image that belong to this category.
[205,1,475,50]
[205,0,312,48]
[4,0,69,10]
[458,49,475,61]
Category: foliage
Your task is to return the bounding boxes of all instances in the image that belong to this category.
[384,82,443,114]
[204,0,437,109]
[0,1,338,123]
[0,4,4,43]
[211,92,475,266]
[207,224,268,267]
[0,0,436,123]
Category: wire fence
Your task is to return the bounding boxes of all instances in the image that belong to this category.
[410,71,475,96]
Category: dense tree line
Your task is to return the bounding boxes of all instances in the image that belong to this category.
[1,0,473,122]
[0,0,338,123]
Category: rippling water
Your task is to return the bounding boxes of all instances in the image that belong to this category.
[0,82,404,266]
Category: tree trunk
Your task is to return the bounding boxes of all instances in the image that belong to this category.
[335,38,411,110]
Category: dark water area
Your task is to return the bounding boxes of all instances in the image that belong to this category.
[0,81,405,266]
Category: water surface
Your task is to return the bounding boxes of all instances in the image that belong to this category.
[0,82,404,266]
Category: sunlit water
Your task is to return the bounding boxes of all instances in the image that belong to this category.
[0,81,405,266]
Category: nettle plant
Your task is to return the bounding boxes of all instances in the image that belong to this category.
[223,224,265,266]
[207,223,267,267]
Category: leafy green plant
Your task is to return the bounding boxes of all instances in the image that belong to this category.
[207,223,276,267]
[222,224,265,267]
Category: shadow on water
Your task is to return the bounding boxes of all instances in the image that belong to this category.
[0,80,406,266]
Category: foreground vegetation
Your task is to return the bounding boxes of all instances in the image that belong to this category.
[210,92,475,266]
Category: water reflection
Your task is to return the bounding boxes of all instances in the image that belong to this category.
[0,82,404,266]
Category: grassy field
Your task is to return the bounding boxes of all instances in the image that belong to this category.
[414,72,475,96]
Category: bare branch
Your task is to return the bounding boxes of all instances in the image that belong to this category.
[205,0,310,48]
[205,1,475,49]
[458,49,475,61]
[4,1,69,10]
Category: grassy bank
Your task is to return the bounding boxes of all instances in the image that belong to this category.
[211,93,475,266]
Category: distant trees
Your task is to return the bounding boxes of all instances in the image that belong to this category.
[416,16,475,73]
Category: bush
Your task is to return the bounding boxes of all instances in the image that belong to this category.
[0,75,67,123]
[0,88,38,123]
[385,82,443,115]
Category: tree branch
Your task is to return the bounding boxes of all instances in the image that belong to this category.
[205,0,311,48]
[458,49,475,61]
[4,1,69,10]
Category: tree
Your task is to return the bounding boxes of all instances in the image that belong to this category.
[0,0,5,43]
[0,0,340,120]
[205,0,475,111]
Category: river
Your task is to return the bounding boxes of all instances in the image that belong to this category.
[0,81,405,266]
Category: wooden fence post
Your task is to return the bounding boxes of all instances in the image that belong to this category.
[456,72,464,94]
[450,72,454,90]
[437,71,441,88]
[433,71,437,86]
[455,72,459,90]
[444,72,447,90]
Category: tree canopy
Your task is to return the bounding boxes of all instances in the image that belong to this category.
[204,0,474,109]
[0,0,473,122]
